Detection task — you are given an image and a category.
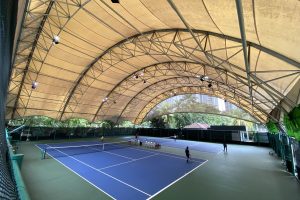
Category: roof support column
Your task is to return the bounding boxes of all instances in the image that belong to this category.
[167,0,212,64]
[235,0,253,104]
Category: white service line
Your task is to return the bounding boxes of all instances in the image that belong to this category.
[35,144,117,200]
[44,144,151,197]
[102,150,135,160]
[128,146,203,163]
[99,153,159,170]
[37,142,208,199]
[163,143,221,154]
[147,160,208,200]
[217,150,224,154]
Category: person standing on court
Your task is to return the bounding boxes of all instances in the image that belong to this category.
[223,141,227,152]
[174,134,177,141]
[185,146,190,162]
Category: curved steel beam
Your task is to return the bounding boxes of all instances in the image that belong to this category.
[135,87,267,124]
[235,0,253,101]
[102,76,201,122]
[135,87,265,124]
[11,0,91,119]
[12,0,55,119]
[94,60,276,122]
[113,77,270,124]
[105,64,278,124]
[60,28,300,120]
[92,61,209,121]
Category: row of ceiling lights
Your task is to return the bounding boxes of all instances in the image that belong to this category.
[32,36,214,103]
[30,35,61,89]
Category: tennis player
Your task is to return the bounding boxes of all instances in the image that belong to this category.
[223,141,227,152]
[100,135,104,142]
[185,146,190,162]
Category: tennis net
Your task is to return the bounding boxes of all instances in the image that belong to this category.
[42,141,133,159]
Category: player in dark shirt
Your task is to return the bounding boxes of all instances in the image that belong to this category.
[185,146,190,162]
[223,142,227,152]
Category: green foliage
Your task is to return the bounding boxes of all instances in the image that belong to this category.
[89,121,103,128]
[146,94,256,124]
[91,120,116,129]
[101,120,115,129]
[222,109,254,121]
[150,117,167,128]
[284,105,300,141]
[8,118,26,126]
[289,105,300,127]
[62,118,89,127]
[144,113,256,130]
[8,116,121,129]
[283,114,295,137]
[118,120,135,128]
[266,120,279,134]
[9,116,62,127]
[138,121,151,128]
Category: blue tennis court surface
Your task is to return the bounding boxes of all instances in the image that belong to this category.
[128,136,223,153]
[37,141,206,200]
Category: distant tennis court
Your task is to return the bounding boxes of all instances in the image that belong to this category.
[37,141,206,200]
[128,136,223,153]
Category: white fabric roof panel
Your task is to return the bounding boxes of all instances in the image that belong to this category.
[6,0,300,124]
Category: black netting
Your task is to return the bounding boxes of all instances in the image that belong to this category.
[0,0,18,199]
[8,126,137,141]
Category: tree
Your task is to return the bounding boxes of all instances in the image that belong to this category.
[101,120,115,129]
[9,116,62,127]
[62,118,89,127]
[138,121,151,128]
[172,113,191,128]
[150,117,167,128]
[118,120,135,128]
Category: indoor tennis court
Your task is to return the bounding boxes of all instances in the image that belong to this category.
[36,140,206,200]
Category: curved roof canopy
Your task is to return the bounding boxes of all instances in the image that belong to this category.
[7,0,300,124]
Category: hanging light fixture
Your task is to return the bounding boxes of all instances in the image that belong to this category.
[102,97,108,102]
[31,81,38,89]
[52,35,60,45]
[200,75,209,82]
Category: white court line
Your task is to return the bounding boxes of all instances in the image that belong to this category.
[46,141,136,160]
[127,146,203,163]
[217,150,224,154]
[87,146,135,160]
[103,150,134,160]
[42,144,151,197]
[44,141,204,163]
[163,143,222,154]
[147,160,208,200]
[141,137,221,154]
[99,153,159,170]
[35,144,117,200]
[38,142,207,199]
[187,143,199,147]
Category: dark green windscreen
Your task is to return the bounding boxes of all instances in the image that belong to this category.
[0,0,18,199]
